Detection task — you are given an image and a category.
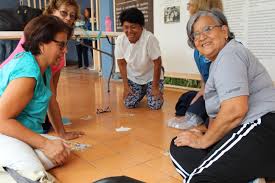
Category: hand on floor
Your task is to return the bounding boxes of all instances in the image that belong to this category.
[123,86,134,99]
[151,86,163,100]
[61,131,85,140]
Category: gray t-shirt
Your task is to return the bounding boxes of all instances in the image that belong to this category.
[205,39,275,125]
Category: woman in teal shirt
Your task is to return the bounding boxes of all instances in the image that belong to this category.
[0,15,72,181]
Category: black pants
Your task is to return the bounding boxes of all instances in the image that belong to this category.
[0,40,18,63]
[170,112,275,183]
[42,114,51,133]
[76,44,93,68]
[175,91,208,122]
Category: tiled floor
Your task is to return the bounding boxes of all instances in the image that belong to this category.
[48,66,184,183]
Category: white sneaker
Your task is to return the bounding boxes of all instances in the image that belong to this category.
[87,67,94,71]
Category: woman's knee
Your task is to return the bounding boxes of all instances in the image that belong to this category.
[148,98,163,110]
[170,137,187,164]
[188,173,222,183]
[175,91,198,116]
[0,134,45,172]
[170,137,178,157]
[188,175,211,183]
[124,101,137,108]
[124,96,138,108]
[179,91,198,102]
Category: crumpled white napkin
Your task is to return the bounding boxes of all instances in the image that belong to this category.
[115,126,131,132]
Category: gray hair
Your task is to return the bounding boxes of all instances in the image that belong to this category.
[186,9,235,48]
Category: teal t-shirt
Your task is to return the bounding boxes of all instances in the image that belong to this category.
[0,52,52,133]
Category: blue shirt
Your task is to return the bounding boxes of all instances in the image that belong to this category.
[0,51,52,133]
[194,49,211,82]
[84,19,92,30]
[83,19,92,44]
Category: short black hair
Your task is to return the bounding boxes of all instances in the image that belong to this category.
[119,7,144,26]
[22,15,73,55]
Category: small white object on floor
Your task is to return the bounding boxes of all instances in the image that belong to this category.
[163,150,170,156]
[120,113,135,117]
[115,126,131,132]
[80,115,93,121]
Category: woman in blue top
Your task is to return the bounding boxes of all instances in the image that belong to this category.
[0,15,73,181]
[168,0,223,130]
[76,7,94,69]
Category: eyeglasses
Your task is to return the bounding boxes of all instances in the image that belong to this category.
[52,39,67,49]
[96,106,111,114]
[59,10,77,20]
[192,25,222,41]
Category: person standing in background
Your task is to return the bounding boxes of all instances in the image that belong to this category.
[0,40,18,64]
[0,5,42,64]
[76,7,94,70]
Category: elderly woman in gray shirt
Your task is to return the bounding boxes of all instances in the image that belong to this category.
[170,9,275,183]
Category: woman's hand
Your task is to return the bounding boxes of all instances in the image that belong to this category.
[174,130,204,149]
[151,86,163,100]
[41,139,70,166]
[190,90,204,105]
[123,85,134,99]
[190,79,205,105]
[60,131,85,140]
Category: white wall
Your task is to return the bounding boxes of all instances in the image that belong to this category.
[154,0,275,81]
[153,0,198,76]
[223,0,275,81]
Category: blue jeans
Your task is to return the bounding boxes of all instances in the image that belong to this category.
[0,40,18,64]
[76,42,93,68]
